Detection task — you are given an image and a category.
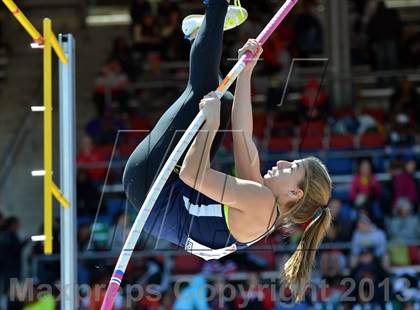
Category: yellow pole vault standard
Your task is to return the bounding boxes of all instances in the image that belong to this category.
[43,18,70,254]
[52,183,70,208]
[43,18,53,254]
[2,1,71,253]
[50,31,68,64]
[2,0,43,44]
[1,0,67,63]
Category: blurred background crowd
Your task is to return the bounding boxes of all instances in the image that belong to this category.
[0,0,420,309]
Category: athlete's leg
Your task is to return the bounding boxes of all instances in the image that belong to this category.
[123,0,232,208]
[188,0,228,94]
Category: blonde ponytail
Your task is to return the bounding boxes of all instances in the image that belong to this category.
[282,207,332,302]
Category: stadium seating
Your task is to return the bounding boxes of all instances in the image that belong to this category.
[329,134,355,150]
[253,113,267,140]
[299,120,326,137]
[331,183,351,201]
[95,144,114,160]
[267,136,294,152]
[326,157,354,175]
[299,135,324,151]
[173,254,204,274]
[362,107,386,124]
[118,143,137,158]
[359,132,386,149]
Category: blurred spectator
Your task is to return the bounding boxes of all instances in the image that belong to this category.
[261,30,292,75]
[85,107,125,145]
[132,14,162,58]
[158,291,175,310]
[123,108,153,130]
[137,289,164,310]
[158,0,180,23]
[387,198,420,241]
[393,274,420,305]
[391,78,420,117]
[349,2,369,65]
[299,78,329,121]
[234,272,274,310]
[90,220,110,251]
[329,111,359,135]
[77,136,107,182]
[367,1,402,75]
[209,274,234,310]
[356,113,381,135]
[77,224,95,285]
[380,159,403,215]
[203,258,237,276]
[77,169,101,217]
[349,247,388,307]
[161,10,189,61]
[218,251,270,273]
[141,258,169,288]
[130,0,152,25]
[93,59,129,115]
[174,274,210,310]
[391,160,418,209]
[118,109,153,149]
[388,112,415,146]
[349,159,381,220]
[141,53,163,81]
[320,242,345,285]
[390,78,420,138]
[350,214,387,267]
[294,0,323,57]
[361,0,380,25]
[320,204,348,286]
[27,220,61,285]
[328,198,356,242]
[277,288,309,309]
[0,217,29,292]
[247,0,271,19]
[110,36,132,77]
[402,25,420,68]
[240,14,263,39]
[20,281,56,310]
[78,223,91,252]
[124,257,171,308]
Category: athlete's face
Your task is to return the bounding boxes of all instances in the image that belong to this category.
[263,159,305,205]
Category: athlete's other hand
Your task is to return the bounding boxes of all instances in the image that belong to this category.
[199,92,220,128]
[238,39,263,73]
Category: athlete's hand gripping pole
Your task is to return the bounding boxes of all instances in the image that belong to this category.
[101,1,298,309]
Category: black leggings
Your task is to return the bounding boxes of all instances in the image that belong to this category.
[123,0,233,209]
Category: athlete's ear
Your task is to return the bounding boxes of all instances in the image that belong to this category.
[288,189,303,201]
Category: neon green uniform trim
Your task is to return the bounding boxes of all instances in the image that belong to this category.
[224,204,230,230]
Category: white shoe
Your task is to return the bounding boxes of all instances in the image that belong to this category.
[182,5,248,41]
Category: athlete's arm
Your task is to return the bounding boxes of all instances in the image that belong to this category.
[232,39,264,184]
[180,92,275,214]
[179,92,219,188]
